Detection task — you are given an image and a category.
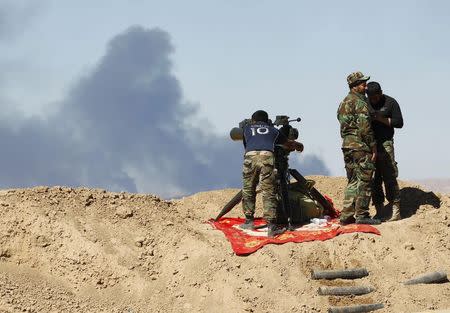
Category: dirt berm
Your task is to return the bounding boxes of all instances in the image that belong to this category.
[1,176,449,313]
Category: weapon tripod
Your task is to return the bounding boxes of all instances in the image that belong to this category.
[214,146,334,230]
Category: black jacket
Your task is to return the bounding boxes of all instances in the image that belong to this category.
[369,94,403,144]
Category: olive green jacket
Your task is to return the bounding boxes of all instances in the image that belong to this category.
[337,91,376,152]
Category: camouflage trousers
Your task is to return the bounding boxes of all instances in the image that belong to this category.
[340,149,375,221]
[372,140,400,206]
[242,152,277,221]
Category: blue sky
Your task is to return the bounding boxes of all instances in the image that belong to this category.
[1,0,449,196]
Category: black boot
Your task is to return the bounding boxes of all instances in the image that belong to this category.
[267,222,286,237]
[355,217,381,225]
[240,216,254,230]
[339,216,356,225]
[373,203,385,220]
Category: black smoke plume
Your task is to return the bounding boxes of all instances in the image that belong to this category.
[0,26,329,197]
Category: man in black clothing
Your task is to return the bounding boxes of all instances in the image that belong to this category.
[366,82,404,221]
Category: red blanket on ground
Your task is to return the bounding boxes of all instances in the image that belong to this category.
[208,218,380,256]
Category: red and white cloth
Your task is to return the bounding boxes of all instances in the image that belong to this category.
[208,217,380,256]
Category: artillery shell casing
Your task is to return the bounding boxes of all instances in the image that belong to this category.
[312,268,369,280]
[318,285,375,296]
[328,303,384,313]
[403,271,448,285]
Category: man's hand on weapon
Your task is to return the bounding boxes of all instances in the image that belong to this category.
[283,140,304,152]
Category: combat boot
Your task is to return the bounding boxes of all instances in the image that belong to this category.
[355,217,381,225]
[373,203,385,220]
[339,216,356,225]
[240,216,254,230]
[267,222,286,237]
[388,204,401,222]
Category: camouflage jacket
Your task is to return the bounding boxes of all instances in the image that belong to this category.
[337,91,376,152]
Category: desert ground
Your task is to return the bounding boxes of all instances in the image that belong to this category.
[0,176,449,313]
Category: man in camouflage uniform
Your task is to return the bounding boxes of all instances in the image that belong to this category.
[366,82,403,221]
[337,72,380,225]
[241,110,302,237]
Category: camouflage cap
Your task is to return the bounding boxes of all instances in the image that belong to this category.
[347,71,370,86]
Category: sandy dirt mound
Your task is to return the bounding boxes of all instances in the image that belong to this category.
[0,177,449,313]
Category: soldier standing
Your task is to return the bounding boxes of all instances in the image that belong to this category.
[366,82,403,221]
[240,110,302,237]
[337,72,380,225]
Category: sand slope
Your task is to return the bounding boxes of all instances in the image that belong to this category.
[0,177,449,313]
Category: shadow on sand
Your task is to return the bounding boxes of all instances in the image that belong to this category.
[400,187,441,218]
